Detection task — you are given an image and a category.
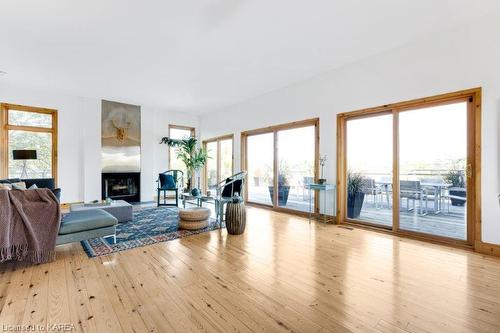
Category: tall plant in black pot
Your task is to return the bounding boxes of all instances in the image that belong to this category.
[268,162,291,206]
[347,171,365,219]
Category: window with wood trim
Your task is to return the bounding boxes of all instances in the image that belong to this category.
[203,134,234,192]
[241,118,319,214]
[0,103,58,181]
[336,88,481,247]
[168,124,195,178]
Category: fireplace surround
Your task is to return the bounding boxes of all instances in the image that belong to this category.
[102,172,140,202]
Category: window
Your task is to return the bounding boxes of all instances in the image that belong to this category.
[337,88,481,245]
[168,124,195,180]
[242,119,319,213]
[203,135,234,192]
[1,104,58,180]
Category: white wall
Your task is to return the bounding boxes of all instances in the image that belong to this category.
[200,13,500,244]
[0,83,199,203]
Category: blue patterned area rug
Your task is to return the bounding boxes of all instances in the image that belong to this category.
[81,206,219,258]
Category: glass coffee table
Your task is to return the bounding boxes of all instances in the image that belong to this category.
[180,193,214,208]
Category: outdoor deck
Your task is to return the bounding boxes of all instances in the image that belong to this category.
[358,201,466,240]
[248,188,466,240]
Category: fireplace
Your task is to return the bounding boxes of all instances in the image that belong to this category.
[102,172,140,202]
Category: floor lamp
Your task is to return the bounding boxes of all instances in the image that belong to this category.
[12,150,37,179]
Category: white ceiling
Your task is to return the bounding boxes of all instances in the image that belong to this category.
[1,0,499,114]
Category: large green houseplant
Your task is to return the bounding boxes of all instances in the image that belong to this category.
[160,136,208,192]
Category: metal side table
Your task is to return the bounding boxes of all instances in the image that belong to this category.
[305,183,336,224]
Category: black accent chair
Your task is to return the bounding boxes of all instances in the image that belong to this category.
[0,177,61,201]
[215,171,247,223]
[157,170,184,207]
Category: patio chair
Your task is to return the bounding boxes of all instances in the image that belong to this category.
[361,178,382,209]
[400,180,428,215]
[420,178,445,213]
[157,169,184,207]
[215,171,247,224]
[378,177,392,209]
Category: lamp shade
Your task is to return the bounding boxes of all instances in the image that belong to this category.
[12,150,37,160]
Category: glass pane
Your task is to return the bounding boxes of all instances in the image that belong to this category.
[169,127,193,181]
[9,110,52,128]
[346,114,393,227]
[206,141,218,191]
[8,130,52,179]
[247,133,274,205]
[220,139,233,181]
[277,126,315,212]
[170,127,192,140]
[399,102,467,240]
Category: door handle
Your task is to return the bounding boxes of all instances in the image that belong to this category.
[466,164,472,179]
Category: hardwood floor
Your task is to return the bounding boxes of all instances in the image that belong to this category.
[1,207,500,332]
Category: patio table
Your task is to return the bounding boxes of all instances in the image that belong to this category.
[376,180,451,214]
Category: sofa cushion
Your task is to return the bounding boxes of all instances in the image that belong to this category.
[0,178,21,184]
[23,178,55,190]
[59,209,118,235]
[11,181,27,190]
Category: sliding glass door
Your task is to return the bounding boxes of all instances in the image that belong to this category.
[205,141,218,191]
[246,133,274,205]
[244,119,319,213]
[399,102,468,240]
[339,89,479,245]
[346,114,393,228]
[203,135,234,193]
[277,126,316,212]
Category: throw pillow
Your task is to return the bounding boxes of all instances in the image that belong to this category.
[11,181,27,190]
[159,174,176,189]
[0,183,12,190]
[221,178,243,197]
[28,184,38,190]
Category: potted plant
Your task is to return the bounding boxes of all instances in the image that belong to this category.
[160,136,209,192]
[347,171,365,219]
[268,162,291,206]
[443,168,466,206]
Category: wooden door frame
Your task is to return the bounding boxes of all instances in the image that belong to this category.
[241,118,320,217]
[0,103,58,184]
[336,88,481,249]
[202,134,234,193]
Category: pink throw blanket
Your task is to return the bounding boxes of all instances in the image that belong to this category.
[0,188,61,264]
